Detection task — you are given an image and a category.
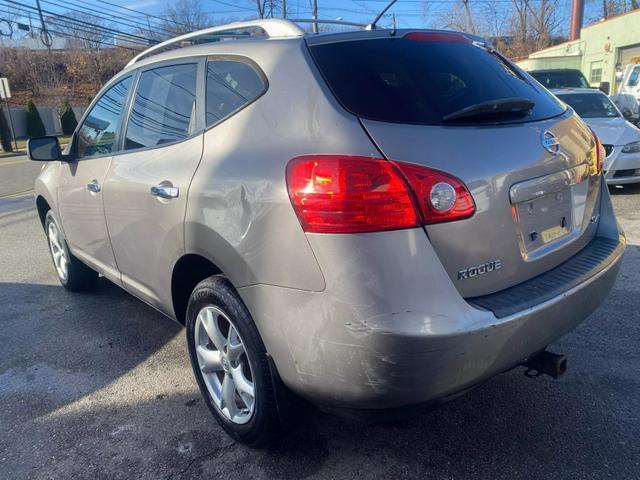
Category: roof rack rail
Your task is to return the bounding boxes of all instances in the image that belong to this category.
[289,18,367,28]
[126,18,305,67]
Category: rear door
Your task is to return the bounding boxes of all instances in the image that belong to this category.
[103,59,205,313]
[307,32,602,297]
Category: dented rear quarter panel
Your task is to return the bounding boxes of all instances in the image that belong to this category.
[184,39,380,291]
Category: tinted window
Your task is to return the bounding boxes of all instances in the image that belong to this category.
[206,60,265,127]
[308,36,565,125]
[77,76,131,158]
[628,66,640,87]
[529,70,590,89]
[125,63,197,150]
[557,93,620,118]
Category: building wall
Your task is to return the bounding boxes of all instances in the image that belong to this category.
[517,9,640,90]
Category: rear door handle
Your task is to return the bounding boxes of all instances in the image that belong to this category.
[150,184,179,199]
[87,179,101,193]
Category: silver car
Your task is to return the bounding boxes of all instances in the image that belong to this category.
[553,88,640,184]
[27,19,625,446]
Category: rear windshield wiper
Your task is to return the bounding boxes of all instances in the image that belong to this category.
[442,98,535,123]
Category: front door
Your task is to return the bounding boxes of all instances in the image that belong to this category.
[103,61,204,314]
[56,76,133,283]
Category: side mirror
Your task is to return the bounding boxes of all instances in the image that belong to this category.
[599,82,610,95]
[622,108,634,120]
[27,136,61,161]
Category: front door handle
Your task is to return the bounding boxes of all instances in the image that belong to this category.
[87,179,101,193]
[150,184,179,199]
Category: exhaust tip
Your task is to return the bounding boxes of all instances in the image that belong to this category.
[522,350,567,379]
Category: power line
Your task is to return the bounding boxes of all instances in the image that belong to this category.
[31,23,143,50]
[0,0,157,44]
[0,0,155,46]
[79,0,195,29]
[39,0,174,37]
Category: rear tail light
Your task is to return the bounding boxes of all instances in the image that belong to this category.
[286,155,475,234]
[393,161,476,224]
[588,127,604,175]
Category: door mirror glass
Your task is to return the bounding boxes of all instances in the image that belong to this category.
[27,136,61,161]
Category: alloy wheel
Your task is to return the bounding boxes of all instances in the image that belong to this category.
[48,221,69,282]
[194,306,256,424]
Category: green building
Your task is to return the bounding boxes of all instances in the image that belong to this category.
[517,9,640,91]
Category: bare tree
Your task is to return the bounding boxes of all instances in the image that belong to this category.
[160,0,213,35]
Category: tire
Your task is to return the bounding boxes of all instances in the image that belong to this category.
[186,275,282,447]
[44,210,98,292]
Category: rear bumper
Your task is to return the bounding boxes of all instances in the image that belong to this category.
[238,184,624,410]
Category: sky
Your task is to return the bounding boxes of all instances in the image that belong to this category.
[0,0,617,44]
[124,0,604,33]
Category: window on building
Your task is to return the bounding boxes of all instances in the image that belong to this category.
[590,62,603,84]
[125,63,198,150]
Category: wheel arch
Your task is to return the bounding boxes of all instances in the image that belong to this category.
[171,253,223,325]
[36,195,51,228]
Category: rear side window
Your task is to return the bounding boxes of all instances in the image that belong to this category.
[557,93,620,118]
[308,35,566,125]
[205,59,266,127]
[530,70,590,89]
[125,63,198,150]
[76,76,132,159]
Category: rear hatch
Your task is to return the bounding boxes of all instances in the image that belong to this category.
[307,31,602,297]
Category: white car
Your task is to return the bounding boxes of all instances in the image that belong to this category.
[554,88,640,184]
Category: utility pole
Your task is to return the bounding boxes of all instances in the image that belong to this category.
[312,0,318,33]
[283,0,286,18]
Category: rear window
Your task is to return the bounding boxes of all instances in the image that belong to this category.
[308,35,565,125]
[557,93,620,118]
[529,70,590,89]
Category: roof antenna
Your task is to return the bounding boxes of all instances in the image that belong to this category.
[365,0,398,30]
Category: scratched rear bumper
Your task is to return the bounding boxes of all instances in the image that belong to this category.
[238,185,624,410]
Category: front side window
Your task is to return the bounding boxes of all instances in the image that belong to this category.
[557,93,620,118]
[125,63,198,150]
[205,59,266,127]
[76,76,132,159]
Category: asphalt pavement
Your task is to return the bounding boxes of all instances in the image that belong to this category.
[0,161,639,479]
[0,154,42,198]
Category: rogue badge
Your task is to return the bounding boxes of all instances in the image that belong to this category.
[458,260,502,280]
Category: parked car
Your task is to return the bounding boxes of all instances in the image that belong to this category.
[28,19,625,446]
[554,88,640,184]
[613,61,640,124]
[528,68,591,89]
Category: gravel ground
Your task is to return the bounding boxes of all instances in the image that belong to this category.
[0,186,639,480]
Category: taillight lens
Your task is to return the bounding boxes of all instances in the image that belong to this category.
[393,161,476,224]
[588,127,604,176]
[286,155,419,233]
[286,155,475,233]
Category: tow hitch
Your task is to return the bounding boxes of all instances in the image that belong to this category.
[522,350,567,379]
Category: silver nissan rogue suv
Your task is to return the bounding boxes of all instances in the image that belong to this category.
[28,19,625,446]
